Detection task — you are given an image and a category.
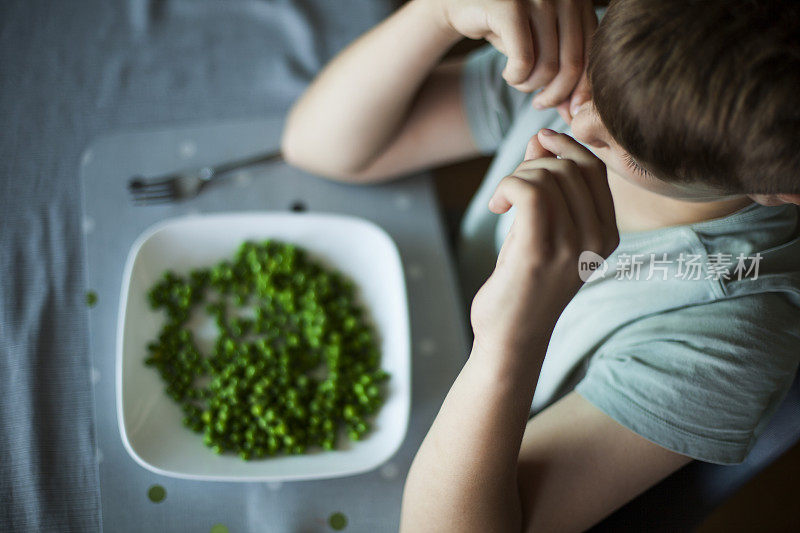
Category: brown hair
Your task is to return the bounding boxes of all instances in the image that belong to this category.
[588,0,800,194]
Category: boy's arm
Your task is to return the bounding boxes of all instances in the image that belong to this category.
[282,0,468,181]
[400,130,691,532]
[402,367,690,532]
[282,0,596,182]
[516,392,691,532]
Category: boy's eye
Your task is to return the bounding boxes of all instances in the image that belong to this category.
[623,153,651,177]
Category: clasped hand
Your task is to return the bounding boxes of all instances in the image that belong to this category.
[471,129,619,363]
[428,0,597,114]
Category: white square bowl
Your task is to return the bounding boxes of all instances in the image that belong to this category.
[116,212,410,481]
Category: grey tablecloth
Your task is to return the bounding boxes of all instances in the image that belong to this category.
[0,1,396,530]
[81,118,469,532]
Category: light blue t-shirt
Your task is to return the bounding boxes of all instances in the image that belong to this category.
[458,44,800,464]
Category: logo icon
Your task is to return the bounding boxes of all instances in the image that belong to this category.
[578,250,608,282]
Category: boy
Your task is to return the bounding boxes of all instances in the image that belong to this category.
[282,0,800,530]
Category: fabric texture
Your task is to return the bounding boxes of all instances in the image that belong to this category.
[458,44,800,464]
[460,45,533,155]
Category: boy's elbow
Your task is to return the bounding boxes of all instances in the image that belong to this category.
[279,119,317,172]
[281,127,385,184]
[280,124,365,182]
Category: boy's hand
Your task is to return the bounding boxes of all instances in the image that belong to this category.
[470,129,618,366]
[427,0,596,114]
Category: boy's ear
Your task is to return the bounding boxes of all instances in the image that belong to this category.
[749,194,800,206]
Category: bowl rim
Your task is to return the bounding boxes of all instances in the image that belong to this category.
[115,211,411,481]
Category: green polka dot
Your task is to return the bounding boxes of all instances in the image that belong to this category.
[86,290,98,308]
[328,512,347,530]
[147,484,166,503]
[210,524,229,533]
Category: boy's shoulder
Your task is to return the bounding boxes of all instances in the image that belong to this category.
[538,203,800,465]
[605,202,800,295]
[690,202,800,251]
[689,202,800,300]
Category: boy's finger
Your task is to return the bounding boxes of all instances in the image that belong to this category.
[532,0,584,109]
[536,130,603,173]
[485,33,506,56]
[492,3,536,85]
[513,5,558,93]
[537,130,616,230]
[524,133,554,161]
[555,100,573,125]
[490,171,574,248]
[489,176,549,252]
[568,3,597,117]
[515,158,603,248]
[489,175,527,214]
[568,72,591,118]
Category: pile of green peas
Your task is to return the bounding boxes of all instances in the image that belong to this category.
[144,240,388,460]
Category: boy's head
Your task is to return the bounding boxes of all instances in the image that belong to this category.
[570,0,800,205]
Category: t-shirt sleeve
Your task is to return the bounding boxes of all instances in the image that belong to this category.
[575,293,800,465]
[460,45,532,154]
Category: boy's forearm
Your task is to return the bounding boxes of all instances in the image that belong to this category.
[400,342,546,533]
[400,131,624,532]
[281,0,460,177]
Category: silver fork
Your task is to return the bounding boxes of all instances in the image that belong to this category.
[127,150,283,204]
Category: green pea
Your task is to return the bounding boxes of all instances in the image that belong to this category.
[144,240,390,460]
[147,484,166,503]
[86,290,98,308]
[328,512,347,530]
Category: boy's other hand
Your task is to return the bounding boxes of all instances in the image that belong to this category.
[427,0,596,114]
[470,129,618,365]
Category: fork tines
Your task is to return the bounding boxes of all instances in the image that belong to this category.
[128,175,178,204]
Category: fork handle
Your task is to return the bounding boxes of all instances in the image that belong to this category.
[206,150,284,180]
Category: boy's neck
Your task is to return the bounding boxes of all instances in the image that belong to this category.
[608,171,755,233]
